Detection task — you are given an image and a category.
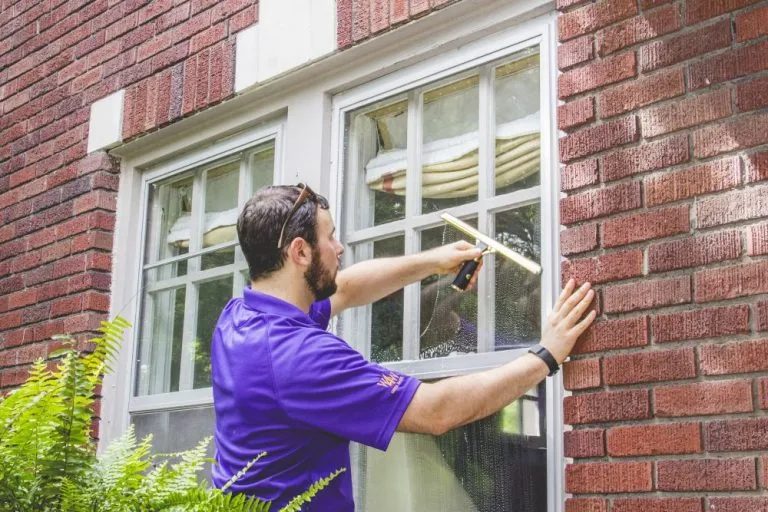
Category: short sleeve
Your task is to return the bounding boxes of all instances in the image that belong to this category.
[308,298,331,330]
[273,333,420,451]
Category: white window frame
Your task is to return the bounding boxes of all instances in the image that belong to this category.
[329,17,564,512]
[102,119,286,441]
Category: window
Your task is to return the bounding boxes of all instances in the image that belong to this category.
[334,30,556,512]
[128,131,279,457]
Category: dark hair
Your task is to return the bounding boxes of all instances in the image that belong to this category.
[237,185,330,281]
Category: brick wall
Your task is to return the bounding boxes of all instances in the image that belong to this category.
[558,0,768,510]
[0,0,257,400]
[337,0,459,48]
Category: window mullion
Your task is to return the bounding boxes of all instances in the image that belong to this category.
[402,90,422,361]
[234,154,249,295]
[178,172,204,391]
[477,64,495,354]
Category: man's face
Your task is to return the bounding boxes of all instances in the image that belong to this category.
[304,209,344,301]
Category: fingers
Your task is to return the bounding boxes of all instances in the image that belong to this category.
[553,279,576,313]
[570,309,597,338]
[564,288,595,327]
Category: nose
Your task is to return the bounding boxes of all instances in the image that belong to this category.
[336,240,345,256]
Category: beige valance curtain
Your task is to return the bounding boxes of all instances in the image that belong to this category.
[366,113,540,199]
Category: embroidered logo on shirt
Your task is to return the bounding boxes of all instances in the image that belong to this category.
[377,371,403,394]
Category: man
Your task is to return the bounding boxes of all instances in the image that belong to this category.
[211,183,595,511]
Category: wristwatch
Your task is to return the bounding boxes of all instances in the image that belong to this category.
[528,344,560,376]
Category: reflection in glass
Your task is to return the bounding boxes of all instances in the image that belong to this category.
[251,143,275,195]
[421,76,480,214]
[145,175,193,264]
[362,383,547,511]
[419,220,478,359]
[349,98,408,228]
[193,276,234,389]
[495,48,541,196]
[369,236,405,362]
[494,203,541,350]
[136,287,186,396]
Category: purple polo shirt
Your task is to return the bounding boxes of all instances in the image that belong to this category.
[211,288,420,511]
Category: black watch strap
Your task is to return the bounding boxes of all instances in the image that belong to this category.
[528,344,560,376]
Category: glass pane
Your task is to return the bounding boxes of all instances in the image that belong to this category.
[144,258,188,285]
[145,174,194,263]
[135,287,186,396]
[421,75,480,214]
[419,219,478,359]
[131,407,215,481]
[203,161,239,247]
[251,142,275,195]
[494,48,541,196]
[360,382,547,512]
[348,97,408,228]
[369,236,405,363]
[493,203,541,351]
[193,276,234,389]
[201,246,235,271]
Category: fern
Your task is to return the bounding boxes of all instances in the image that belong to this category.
[0,317,344,512]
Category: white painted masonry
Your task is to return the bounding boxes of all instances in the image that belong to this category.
[86,89,125,153]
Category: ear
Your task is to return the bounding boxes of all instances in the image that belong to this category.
[288,237,313,268]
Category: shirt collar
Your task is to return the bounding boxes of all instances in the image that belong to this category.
[243,287,316,325]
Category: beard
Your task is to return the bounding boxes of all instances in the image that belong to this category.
[304,245,338,301]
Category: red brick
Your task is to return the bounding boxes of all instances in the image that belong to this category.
[700,340,768,376]
[612,498,702,512]
[353,0,371,41]
[601,134,688,182]
[83,291,110,312]
[658,458,756,491]
[574,316,648,354]
[597,4,680,56]
[603,205,689,248]
[557,0,590,10]
[561,115,639,163]
[695,260,768,302]
[763,457,768,488]
[640,20,730,73]
[605,276,690,313]
[745,151,768,184]
[558,35,594,70]
[558,97,595,131]
[566,462,652,493]
[686,0,762,24]
[370,0,388,33]
[706,417,768,452]
[696,183,768,227]
[564,389,650,424]
[757,301,768,332]
[653,305,750,343]
[564,429,605,458]
[230,5,257,33]
[598,67,684,119]
[760,378,768,408]
[563,358,601,390]
[737,76,768,113]
[189,21,226,53]
[563,249,642,286]
[690,40,768,90]
[645,157,740,206]
[605,347,696,385]
[640,89,732,138]
[654,380,753,417]
[558,0,637,42]
[561,223,599,256]
[51,295,82,317]
[748,222,768,255]
[736,4,768,41]
[649,230,741,273]
[559,52,636,98]
[565,498,606,512]
[607,423,701,457]
[708,498,768,512]
[561,180,640,224]
[561,159,598,191]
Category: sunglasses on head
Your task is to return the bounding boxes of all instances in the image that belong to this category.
[277,183,315,249]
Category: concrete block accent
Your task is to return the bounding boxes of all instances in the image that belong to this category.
[235,25,260,92]
[87,90,125,153]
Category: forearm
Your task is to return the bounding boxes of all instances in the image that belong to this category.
[401,353,549,435]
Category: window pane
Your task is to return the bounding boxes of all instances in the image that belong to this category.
[493,203,541,351]
[145,174,194,263]
[201,162,239,269]
[422,75,480,214]
[494,48,541,196]
[368,236,405,362]
[360,383,547,512]
[419,220,478,359]
[193,276,234,389]
[251,142,275,195]
[144,258,188,285]
[348,98,408,228]
[131,407,215,481]
[136,287,186,396]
